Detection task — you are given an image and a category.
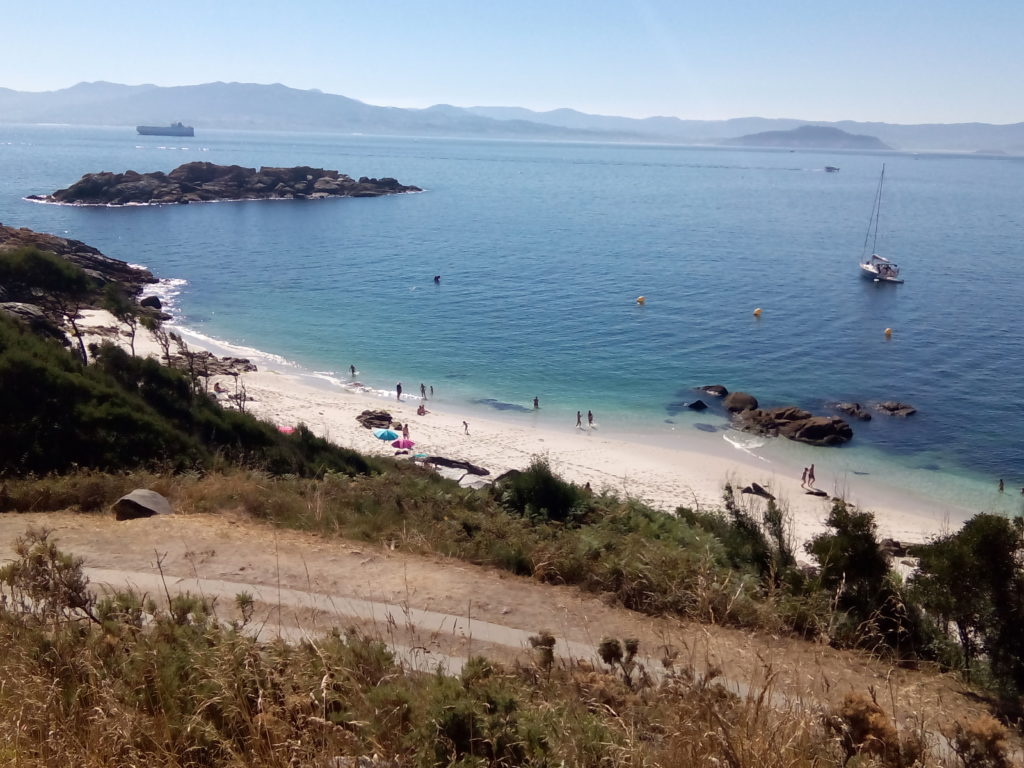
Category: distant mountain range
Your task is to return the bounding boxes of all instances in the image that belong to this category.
[721,125,893,151]
[1,81,1023,153]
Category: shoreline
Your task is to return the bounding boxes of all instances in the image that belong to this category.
[78,309,993,546]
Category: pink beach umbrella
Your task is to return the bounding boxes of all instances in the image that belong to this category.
[277,425,296,435]
[391,438,416,449]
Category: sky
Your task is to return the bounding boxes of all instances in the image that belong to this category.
[3,1,1022,124]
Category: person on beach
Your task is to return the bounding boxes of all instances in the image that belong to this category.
[396,382,402,400]
[533,396,539,409]
[420,383,427,399]
[403,423,410,439]
[214,382,227,394]
[587,410,594,427]
[576,411,583,428]
[807,464,816,488]
[998,478,1004,493]
[417,403,428,416]
[463,420,470,435]
[430,385,434,397]
[800,467,808,488]
[350,364,356,378]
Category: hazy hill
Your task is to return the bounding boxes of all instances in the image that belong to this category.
[2,81,1024,151]
[720,124,892,150]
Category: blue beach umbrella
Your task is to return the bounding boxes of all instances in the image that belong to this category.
[372,428,399,441]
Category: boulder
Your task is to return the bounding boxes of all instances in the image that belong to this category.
[697,384,729,397]
[427,456,490,476]
[875,401,917,417]
[113,489,172,520]
[880,538,908,557]
[735,406,853,446]
[0,302,66,341]
[140,295,162,310]
[687,399,708,411]
[834,402,872,421]
[356,410,393,429]
[740,482,775,500]
[723,391,758,412]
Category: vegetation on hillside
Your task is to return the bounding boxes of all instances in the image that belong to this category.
[0,528,1015,768]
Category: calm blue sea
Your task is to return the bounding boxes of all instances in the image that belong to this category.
[2,124,1022,516]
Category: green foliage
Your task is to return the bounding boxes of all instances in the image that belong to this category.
[912,514,1024,697]
[497,458,589,523]
[0,245,94,304]
[0,315,375,477]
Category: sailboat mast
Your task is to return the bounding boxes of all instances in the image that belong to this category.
[872,163,885,254]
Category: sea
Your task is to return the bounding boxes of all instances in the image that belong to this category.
[2,124,1022,522]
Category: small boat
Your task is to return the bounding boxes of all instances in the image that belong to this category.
[825,166,840,172]
[136,122,194,137]
[859,164,903,283]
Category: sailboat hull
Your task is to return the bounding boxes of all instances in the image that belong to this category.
[860,263,903,283]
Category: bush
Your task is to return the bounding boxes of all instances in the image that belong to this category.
[497,458,589,523]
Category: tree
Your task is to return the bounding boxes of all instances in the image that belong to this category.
[911,514,1024,694]
[102,283,140,356]
[0,246,95,362]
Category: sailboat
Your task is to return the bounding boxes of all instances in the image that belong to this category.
[859,164,903,283]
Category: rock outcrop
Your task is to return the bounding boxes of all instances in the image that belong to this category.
[356,410,393,429]
[0,302,66,341]
[29,163,422,206]
[0,222,155,294]
[724,391,758,412]
[874,401,917,418]
[834,402,873,421]
[735,406,853,446]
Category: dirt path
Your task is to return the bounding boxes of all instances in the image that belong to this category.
[0,510,1002,738]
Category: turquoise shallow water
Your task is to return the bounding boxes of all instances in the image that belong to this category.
[2,124,1022,517]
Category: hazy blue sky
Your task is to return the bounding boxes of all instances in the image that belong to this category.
[4,1,1021,124]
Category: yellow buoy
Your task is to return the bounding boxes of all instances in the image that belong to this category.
[753,307,762,317]
[636,296,646,305]
[884,327,893,337]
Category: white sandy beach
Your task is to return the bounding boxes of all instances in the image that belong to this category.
[79,309,976,547]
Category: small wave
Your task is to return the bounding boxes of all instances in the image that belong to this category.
[141,277,188,313]
[722,431,769,457]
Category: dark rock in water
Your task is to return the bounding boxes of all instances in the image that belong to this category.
[140,295,162,310]
[805,488,829,497]
[740,482,775,500]
[664,419,676,424]
[693,423,719,432]
[880,538,908,557]
[113,489,171,520]
[35,162,421,206]
[687,399,708,411]
[698,384,729,397]
[834,402,872,421]
[0,302,66,341]
[874,401,917,418]
[723,391,759,412]
[472,398,531,413]
[917,463,941,472]
[736,406,853,446]
[427,456,490,476]
[356,410,393,429]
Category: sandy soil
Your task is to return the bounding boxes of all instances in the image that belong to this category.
[0,509,1005,744]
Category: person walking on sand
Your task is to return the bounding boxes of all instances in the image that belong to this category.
[576,411,583,428]
[800,467,808,488]
[533,396,539,409]
[396,382,402,401]
[420,383,427,399]
[587,410,594,427]
[807,464,816,488]
[463,420,470,435]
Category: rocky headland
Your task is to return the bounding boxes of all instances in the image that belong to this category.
[27,162,421,206]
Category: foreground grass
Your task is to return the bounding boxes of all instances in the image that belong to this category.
[1,529,1013,768]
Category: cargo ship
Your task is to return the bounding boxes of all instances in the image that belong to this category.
[136,122,194,137]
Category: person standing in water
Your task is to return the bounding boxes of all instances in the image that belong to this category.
[420,383,427,399]
[998,478,1004,493]
[350,364,356,378]
[587,410,594,427]
[396,382,403,401]
[576,411,583,428]
[533,396,539,409]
